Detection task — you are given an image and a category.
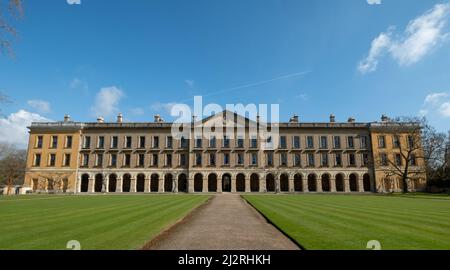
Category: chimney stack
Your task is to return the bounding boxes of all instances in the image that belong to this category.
[289,115,299,123]
[330,114,336,123]
[97,117,104,123]
[117,113,123,123]
[64,114,71,123]
[348,117,355,123]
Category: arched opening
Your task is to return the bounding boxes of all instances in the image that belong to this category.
[208,174,217,192]
[178,174,188,193]
[349,174,358,192]
[137,174,145,192]
[32,179,39,192]
[222,174,232,192]
[294,174,303,192]
[47,179,54,191]
[122,174,131,193]
[336,174,344,192]
[194,174,203,192]
[165,174,173,193]
[62,178,69,193]
[109,174,117,192]
[308,174,317,192]
[363,174,371,192]
[151,174,159,192]
[94,174,103,193]
[250,174,259,192]
[266,174,275,192]
[236,174,246,192]
[280,174,289,192]
[322,174,331,192]
[80,174,89,192]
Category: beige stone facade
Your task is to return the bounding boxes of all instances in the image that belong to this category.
[24,111,427,194]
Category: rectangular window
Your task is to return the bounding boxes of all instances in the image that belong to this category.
[180,154,187,166]
[294,154,301,167]
[153,136,159,148]
[393,135,401,149]
[267,152,274,166]
[166,154,172,166]
[209,136,216,148]
[307,153,315,167]
[166,136,173,149]
[293,136,300,149]
[347,136,355,149]
[224,153,230,165]
[180,137,188,148]
[36,136,43,148]
[48,154,56,166]
[209,153,216,166]
[82,154,89,167]
[237,153,244,165]
[63,154,71,167]
[152,154,159,166]
[280,136,287,149]
[378,136,386,148]
[280,153,287,166]
[51,136,58,149]
[395,153,402,166]
[349,153,356,166]
[125,136,132,149]
[139,136,146,149]
[110,154,117,167]
[195,137,202,148]
[408,135,415,149]
[335,153,342,167]
[83,136,91,149]
[361,136,368,149]
[34,154,41,166]
[410,154,417,166]
[97,136,105,149]
[111,136,118,148]
[333,136,341,149]
[320,136,328,149]
[363,153,370,166]
[124,154,131,167]
[251,153,258,165]
[321,153,329,167]
[307,136,314,149]
[380,153,388,166]
[195,153,202,166]
[138,154,145,167]
[237,136,244,148]
[65,136,73,148]
[251,136,258,148]
[96,154,103,167]
[223,136,230,148]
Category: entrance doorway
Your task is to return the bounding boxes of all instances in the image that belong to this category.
[222,174,231,192]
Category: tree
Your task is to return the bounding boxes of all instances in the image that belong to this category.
[0,143,26,195]
[422,124,448,187]
[0,0,23,56]
[35,172,72,193]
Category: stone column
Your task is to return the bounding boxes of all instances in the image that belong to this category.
[303,179,309,193]
[289,176,295,193]
[76,176,82,193]
[103,176,108,193]
[358,179,365,193]
[316,177,323,193]
[330,177,337,193]
[130,177,136,193]
[217,178,223,193]
[188,178,194,193]
[116,177,123,193]
[158,178,165,193]
[245,178,251,193]
[344,177,350,193]
[202,178,208,193]
[231,177,237,193]
[173,177,178,193]
[275,176,280,194]
[260,178,266,193]
[144,177,150,193]
[88,177,94,193]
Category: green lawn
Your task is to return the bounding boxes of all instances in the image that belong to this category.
[243,194,450,250]
[0,195,209,250]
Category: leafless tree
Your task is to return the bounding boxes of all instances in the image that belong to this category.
[422,123,448,185]
[0,0,23,56]
[36,172,72,193]
[0,143,26,194]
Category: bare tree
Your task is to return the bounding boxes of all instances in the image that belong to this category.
[375,117,427,193]
[35,172,72,193]
[422,123,448,185]
[0,143,26,194]
[0,0,23,56]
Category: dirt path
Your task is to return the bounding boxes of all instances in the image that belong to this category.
[143,194,300,250]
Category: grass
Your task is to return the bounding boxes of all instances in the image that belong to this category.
[243,194,450,250]
[0,195,209,250]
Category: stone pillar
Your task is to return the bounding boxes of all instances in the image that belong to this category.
[260,179,266,193]
[358,179,365,193]
[289,177,295,193]
[76,176,82,193]
[130,177,136,193]
[144,177,150,193]
[202,178,208,193]
[316,177,323,193]
[217,178,223,193]
[173,177,178,193]
[245,179,251,193]
[303,179,309,193]
[103,176,108,193]
[158,178,165,193]
[344,177,350,193]
[330,178,337,193]
[275,176,280,194]
[188,178,194,193]
[88,177,94,193]
[116,177,123,193]
[231,177,237,193]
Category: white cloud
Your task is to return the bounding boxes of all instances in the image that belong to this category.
[151,102,177,114]
[0,110,50,148]
[367,0,381,5]
[91,86,124,118]
[440,102,450,117]
[27,100,51,114]
[359,3,450,73]
[67,0,81,5]
[69,78,88,91]
[424,92,449,105]
[420,92,450,118]
[130,107,145,116]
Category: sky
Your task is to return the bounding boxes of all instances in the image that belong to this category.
[1,0,450,147]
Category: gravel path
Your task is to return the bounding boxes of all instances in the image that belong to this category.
[143,194,300,250]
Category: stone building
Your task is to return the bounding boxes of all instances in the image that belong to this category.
[23,111,427,194]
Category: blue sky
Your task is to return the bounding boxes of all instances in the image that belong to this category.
[1,0,450,147]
